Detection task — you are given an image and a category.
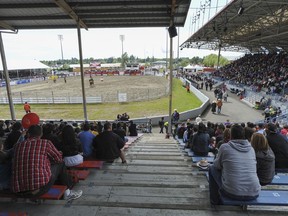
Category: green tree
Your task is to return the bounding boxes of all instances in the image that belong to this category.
[121,52,129,67]
[191,56,203,65]
[203,54,230,67]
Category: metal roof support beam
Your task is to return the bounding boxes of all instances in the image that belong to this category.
[168,0,177,135]
[0,32,16,120]
[54,0,88,30]
[77,21,88,121]
[0,21,15,32]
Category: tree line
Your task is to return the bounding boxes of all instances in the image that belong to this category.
[41,53,230,69]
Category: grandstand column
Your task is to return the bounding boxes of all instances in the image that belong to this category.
[216,43,222,70]
[0,32,16,120]
[168,0,177,135]
[77,22,88,121]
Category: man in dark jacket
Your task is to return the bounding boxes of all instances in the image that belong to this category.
[93,122,126,163]
[266,123,288,168]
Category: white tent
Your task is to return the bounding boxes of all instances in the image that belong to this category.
[0,59,50,71]
[183,64,203,73]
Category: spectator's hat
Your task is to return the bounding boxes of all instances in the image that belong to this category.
[267,123,277,133]
[174,109,177,111]
[197,159,209,169]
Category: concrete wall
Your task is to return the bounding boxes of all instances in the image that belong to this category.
[131,78,210,126]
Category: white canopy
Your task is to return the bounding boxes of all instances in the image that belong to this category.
[0,59,50,71]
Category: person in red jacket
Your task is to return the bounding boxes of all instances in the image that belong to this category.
[23,102,31,113]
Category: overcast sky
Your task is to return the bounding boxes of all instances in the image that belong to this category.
[1,0,243,61]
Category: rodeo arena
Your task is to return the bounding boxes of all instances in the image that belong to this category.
[1,0,288,216]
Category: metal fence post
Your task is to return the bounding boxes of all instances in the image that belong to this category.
[20,92,23,104]
[52,91,54,104]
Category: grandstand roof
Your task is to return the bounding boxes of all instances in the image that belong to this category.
[0,0,191,31]
[181,0,288,53]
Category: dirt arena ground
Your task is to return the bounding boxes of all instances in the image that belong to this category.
[1,75,169,100]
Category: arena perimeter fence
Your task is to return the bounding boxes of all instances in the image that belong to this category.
[0,85,169,104]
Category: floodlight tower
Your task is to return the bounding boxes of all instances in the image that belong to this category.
[119,34,125,58]
[58,34,64,64]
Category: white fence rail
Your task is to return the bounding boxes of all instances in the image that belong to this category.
[0,96,103,104]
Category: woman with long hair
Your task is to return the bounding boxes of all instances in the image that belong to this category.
[60,125,83,167]
[251,133,275,186]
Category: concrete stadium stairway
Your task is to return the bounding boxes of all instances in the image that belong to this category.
[1,133,288,215]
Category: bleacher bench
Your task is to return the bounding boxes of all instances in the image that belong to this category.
[221,190,288,208]
[270,174,288,185]
[67,170,90,180]
[0,213,27,216]
[0,185,67,200]
[73,160,104,169]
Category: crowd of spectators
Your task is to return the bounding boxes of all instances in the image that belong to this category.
[212,52,288,98]
[175,119,288,169]
[0,119,140,199]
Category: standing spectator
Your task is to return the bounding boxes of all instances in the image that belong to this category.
[211,100,217,114]
[158,117,164,134]
[216,99,223,114]
[223,91,228,102]
[78,123,96,159]
[208,124,260,205]
[164,121,169,134]
[11,125,82,200]
[172,109,180,124]
[251,133,275,186]
[23,102,31,114]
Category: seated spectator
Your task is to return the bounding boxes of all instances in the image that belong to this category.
[11,125,82,200]
[209,124,260,205]
[256,123,265,134]
[280,125,288,137]
[251,133,275,186]
[97,122,103,133]
[216,128,230,149]
[113,122,128,143]
[0,120,6,137]
[0,142,12,191]
[128,121,138,136]
[42,123,61,150]
[78,122,96,159]
[59,125,83,167]
[265,123,288,168]
[4,121,22,150]
[244,126,255,142]
[190,123,210,156]
[92,122,126,163]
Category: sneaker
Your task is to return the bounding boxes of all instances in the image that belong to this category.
[64,189,83,201]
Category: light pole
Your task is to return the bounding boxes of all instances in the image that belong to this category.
[119,35,125,65]
[58,34,64,65]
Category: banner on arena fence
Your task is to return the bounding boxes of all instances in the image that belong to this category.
[118,93,127,102]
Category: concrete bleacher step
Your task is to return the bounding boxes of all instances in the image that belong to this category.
[2,133,288,215]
